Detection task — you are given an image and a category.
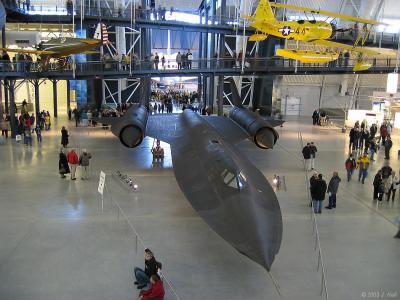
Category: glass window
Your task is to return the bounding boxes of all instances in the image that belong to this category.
[221,169,247,190]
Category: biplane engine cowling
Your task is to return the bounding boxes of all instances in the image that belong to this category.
[112,105,148,148]
[229,107,279,149]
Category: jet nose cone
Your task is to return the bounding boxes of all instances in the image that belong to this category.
[250,208,282,271]
[231,186,282,271]
[254,127,276,149]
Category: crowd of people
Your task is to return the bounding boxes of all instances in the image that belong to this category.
[1,52,34,72]
[304,117,400,237]
[58,145,92,181]
[15,107,50,146]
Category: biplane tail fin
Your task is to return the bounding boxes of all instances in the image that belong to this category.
[254,0,276,22]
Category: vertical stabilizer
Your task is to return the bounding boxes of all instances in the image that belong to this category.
[254,0,276,21]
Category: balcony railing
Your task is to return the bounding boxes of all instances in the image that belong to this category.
[0,57,397,78]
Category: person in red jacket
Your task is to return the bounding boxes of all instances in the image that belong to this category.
[67,149,79,180]
[345,153,356,182]
[139,275,165,300]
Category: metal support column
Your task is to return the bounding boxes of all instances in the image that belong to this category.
[209,74,215,110]
[66,80,71,111]
[210,0,217,58]
[8,80,17,138]
[318,75,326,109]
[4,79,9,113]
[1,26,6,116]
[34,80,40,119]
[198,12,203,101]
[52,80,58,118]
[217,76,224,116]
[203,13,209,62]
[217,0,226,116]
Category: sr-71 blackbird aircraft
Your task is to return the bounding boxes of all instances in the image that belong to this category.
[96,79,283,271]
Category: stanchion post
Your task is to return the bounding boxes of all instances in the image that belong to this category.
[135,235,138,254]
[102,184,104,212]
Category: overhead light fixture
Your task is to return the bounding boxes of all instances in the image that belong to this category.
[386,73,398,94]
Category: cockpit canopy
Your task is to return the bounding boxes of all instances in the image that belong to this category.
[221,169,247,191]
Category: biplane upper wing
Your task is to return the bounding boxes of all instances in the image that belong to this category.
[308,39,380,56]
[270,2,385,26]
[0,48,56,56]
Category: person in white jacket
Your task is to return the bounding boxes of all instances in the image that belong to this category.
[386,171,399,201]
[395,216,400,238]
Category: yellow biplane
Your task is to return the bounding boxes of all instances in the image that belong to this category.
[246,0,388,71]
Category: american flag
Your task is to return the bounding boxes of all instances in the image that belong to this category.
[101,23,108,44]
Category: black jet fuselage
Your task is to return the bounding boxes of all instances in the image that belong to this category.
[169,110,282,270]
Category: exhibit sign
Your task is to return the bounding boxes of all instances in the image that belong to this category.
[346,110,384,127]
[386,73,399,94]
[98,171,106,195]
[282,96,301,116]
[394,112,400,129]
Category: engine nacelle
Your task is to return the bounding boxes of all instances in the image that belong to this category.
[229,107,279,149]
[111,105,148,148]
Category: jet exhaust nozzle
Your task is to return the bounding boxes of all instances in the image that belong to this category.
[229,107,279,149]
[254,127,276,149]
[119,125,144,148]
[106,105,148,148]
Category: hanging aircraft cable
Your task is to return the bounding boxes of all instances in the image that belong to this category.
[128,0,136,77]
[395,32,400,74]
[241,0,247,74]
[72,0,75,78]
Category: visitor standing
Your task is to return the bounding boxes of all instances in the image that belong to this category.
[154,53,159,70]
[67,149,79,180]
[345,154,356,181]
[384,135,393,160]
[61,126,69,148]
[35,124,42,143]
[79,149,92,180]
[310,142,317,170]
[369,138,377,161]
[395,216,400,238]
[187,49,193,69]
[312,109,319,125]
[59,148,70,178]
[356,153,370,184]
[312,174,327,214]
[176,52,182,69]
[373,170,383,201]
[302,143,312,171]
[326,172,341,209]
[386,171,399,202]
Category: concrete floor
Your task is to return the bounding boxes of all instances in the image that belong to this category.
[0,116,399,300]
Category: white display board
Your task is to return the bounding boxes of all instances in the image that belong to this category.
[282,96,301,116]
[394,112,400,129]
[345,110,384,127]
[98,171,106,195]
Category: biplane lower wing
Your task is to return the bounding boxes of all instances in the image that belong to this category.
[308,40,379,56]
[249,33,269,42]
[0,48,56,56]
[276,49,338,63]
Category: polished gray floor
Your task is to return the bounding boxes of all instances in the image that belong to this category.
[0,116,399,300]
